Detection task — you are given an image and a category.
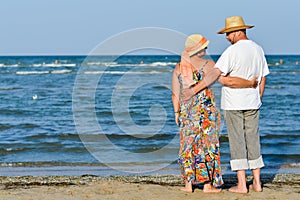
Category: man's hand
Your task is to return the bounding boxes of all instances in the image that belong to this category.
[181,87,195,102]
[250,76,259,88]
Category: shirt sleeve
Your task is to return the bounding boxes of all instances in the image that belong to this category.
[262,57,270,77]
[214,47,232,76]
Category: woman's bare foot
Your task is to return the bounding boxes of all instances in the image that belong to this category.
[249,182,262,192]
[203,183,222,193]
[181,182,193,193]
[181,187,193,193]
[228,185,248,194]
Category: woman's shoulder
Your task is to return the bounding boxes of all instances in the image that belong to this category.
[208,59,215,65]
[203,59,215,68]
[174,63,181,74]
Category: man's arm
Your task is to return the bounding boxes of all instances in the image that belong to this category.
[181,68,222,101]
[259,76,266,99]
[182,69,258,101]
[218,76,258,88]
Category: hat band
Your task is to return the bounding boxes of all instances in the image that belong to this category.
[185,37,207,53]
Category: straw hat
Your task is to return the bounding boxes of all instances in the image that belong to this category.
[218,16,254,34]
[184,34,210,56]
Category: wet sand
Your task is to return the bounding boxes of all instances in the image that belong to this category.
[0,174,299,200]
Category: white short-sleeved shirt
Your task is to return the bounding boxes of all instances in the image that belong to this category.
[214,40,270,110]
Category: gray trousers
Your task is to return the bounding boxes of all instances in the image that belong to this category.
[224,109,264,171]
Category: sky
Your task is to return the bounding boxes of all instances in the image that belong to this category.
[0,0,299,55]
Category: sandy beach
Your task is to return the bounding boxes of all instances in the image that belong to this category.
[0,174,299,200]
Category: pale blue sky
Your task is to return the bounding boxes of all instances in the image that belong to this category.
[0,0,299,55]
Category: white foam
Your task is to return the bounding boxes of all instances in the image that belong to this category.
[43,63,76,67]
[148,62,177,66]
[86,62,177,67]
[86,62,117,66]
[268,86,284,89]
[51,70,73,74]
[0,63,19,67]
[32,95,38,100]
[290,163,300,167]
[83,71,162,75]
[3,64,19,67]
[32,63,76,67]
[16,71,50,75]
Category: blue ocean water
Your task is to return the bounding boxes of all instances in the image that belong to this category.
[0,55,299,176]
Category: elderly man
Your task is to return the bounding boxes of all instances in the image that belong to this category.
[182,16,269,193]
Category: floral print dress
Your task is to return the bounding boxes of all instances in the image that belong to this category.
[178,66,223,187]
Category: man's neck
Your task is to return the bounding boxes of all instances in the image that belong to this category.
[233,35,249,44]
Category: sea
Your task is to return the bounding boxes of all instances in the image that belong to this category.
[0,55,299,176]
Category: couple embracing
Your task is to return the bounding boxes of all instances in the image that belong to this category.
[172,16,269,194]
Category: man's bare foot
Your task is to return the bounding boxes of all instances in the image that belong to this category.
[249,183,262,192]
[228,186,248,194]
[203,184,222,193]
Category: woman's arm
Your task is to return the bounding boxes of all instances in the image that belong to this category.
[218,75,258,88]
[172,64,181,126]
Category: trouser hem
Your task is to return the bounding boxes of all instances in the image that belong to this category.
[230,159,249,171]
[248,155,265,169]
[230,156,265,171]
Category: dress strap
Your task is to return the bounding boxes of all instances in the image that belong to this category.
[203,60,209,67]
[178,63,182,78]
[199,60,209,72]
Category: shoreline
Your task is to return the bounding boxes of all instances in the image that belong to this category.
[1,174,299,200]
[1,162,299,177]
[0,174,300,200]
[1,173,299,188]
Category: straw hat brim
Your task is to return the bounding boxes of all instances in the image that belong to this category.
[188,40,210,56]
[217,25,254,34]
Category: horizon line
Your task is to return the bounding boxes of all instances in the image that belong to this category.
[0,54,299,57]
